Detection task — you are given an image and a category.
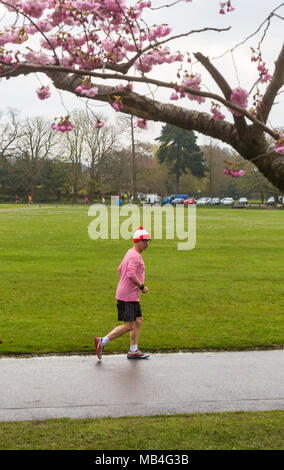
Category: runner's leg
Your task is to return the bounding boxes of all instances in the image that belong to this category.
[130,317,143,348]
[106,321,134,341]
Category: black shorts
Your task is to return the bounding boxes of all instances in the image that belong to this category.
[117,300,142,322]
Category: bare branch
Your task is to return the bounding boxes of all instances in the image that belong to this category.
[212,2,284,60]
[151,1,184,9]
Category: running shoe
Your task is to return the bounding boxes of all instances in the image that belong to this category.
[94,336,104,360]
[127,349,150,359]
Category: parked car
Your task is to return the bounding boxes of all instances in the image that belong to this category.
[184,198,196,206]
[161,197,170,205]
[266,196,275,205]
[169,194,189,202]
[211,197,220,205]
[238,197,248,205]
[171,198,185,205]
[222,197,234,205]
[196,197,211,206]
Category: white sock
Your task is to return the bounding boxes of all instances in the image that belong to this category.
[130,344,137,353]
[102,336,110,347]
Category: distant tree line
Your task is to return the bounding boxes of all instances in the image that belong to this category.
[0,110,279,204]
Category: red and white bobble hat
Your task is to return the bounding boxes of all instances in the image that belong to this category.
[133,226,151,243]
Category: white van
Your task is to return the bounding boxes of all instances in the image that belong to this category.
[146,194,159,204]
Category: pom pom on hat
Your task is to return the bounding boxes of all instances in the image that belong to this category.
[133,226,151,242]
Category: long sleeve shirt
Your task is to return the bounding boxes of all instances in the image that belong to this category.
[115,247,145,301]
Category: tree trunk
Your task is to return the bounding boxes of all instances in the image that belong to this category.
[259,184,264,204]
[88,157,97,200]
[208,142,213,198]
[31,184,36,201]
[176,155,180,193]
[130,116,137,200]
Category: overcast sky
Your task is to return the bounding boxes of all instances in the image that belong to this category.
[0,0,283,146]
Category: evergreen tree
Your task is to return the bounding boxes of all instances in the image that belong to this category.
[155,125,207,193]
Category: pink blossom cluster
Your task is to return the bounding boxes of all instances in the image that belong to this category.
[26,22,53,35]
[223,159,246,177]
[224,168,246,177]
[135,47,183,73]
[137,1,151,11]
[170,92,179,100]
[230,87,249,116]
[182,74,206,104]
[0,27,29,46]
[95,120,105,129]
[36,85,51,100]
[251,50,272,84]
[112,96,123,112]
[137,119,148,129]
[71,0,128,30]
[257,63,272,83]
[4,0,50,18]
[211,105,225,121]
[0,53,14,65]
[0,0,175,76]
[100,38,129,63]
[120,39,137,53]
[21,0,48,19]
[219,1,235,14]
[169,84,191,101]
[75,80,98,97]
[147,25,172,42]
[23,50,55,65]
[116,83,133,92]
[275,134,284,154]
[0,0,243,137]
[72,1,100,12]
[51,116,74,132]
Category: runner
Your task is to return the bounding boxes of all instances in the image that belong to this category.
[94,227,151,360]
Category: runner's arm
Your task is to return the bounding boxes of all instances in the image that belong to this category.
[127,258,148,292]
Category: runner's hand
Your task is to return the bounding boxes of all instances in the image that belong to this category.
[142,286,148,294]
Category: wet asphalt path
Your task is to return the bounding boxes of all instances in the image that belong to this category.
[0,349,283,422]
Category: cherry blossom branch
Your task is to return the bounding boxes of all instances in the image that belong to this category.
[114,0,145,74]
[113,0,158,101]
[0,0,60,65]
[0,60,279,139]
[47,68,240,148]
[120,26,231,74]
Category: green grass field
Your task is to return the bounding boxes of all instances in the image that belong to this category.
[0,411,283,450]
[0,203,283,355]
[0,204,283,450]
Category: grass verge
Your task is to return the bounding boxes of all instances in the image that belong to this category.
[0,410,283,450]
